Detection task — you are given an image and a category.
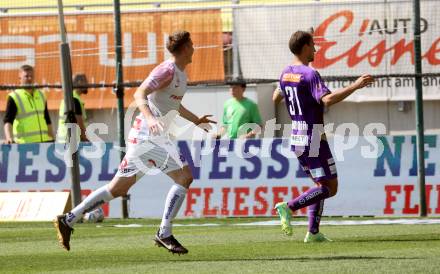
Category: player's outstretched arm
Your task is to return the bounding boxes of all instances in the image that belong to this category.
[179,105,216,132]
[321,74,374,107]
[178,105,199,124]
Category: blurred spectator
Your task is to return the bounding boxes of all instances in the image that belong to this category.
[219,81,262,139]
[2,65,54,144]
[57,73,89,142]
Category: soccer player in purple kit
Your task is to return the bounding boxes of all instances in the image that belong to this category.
[274,30,374,242]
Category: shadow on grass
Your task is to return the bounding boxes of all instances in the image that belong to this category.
[0,253,421,272]
[164,255,421,262]
[342,236,440,243]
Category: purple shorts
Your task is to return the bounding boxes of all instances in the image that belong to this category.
[293,140,337,183]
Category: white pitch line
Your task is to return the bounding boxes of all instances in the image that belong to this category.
[237,219,440,226]
[106,219,440,228]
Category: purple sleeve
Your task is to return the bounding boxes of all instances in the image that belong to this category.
[310,71,330,104]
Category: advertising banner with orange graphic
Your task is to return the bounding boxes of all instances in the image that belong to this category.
[0,9,224,110]
[235,0,440,101]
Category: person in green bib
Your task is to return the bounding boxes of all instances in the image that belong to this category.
[219,81,262,139]
[3,65,54,144]
[57,73,89,143]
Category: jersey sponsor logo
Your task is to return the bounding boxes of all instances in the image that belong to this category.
[292,121,308,130]
[147,159,157,167]
[310,168,325,179]
[128,138,138,144]
[282,73,302,83]
[118,168,136,174]
[147,159,168,171]
[169,94,184,101]
[291,135,309,146]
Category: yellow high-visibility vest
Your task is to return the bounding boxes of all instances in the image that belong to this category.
[8,89,52,144]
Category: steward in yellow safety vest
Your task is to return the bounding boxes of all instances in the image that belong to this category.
[2,65,54,144]
[57,74,89,143]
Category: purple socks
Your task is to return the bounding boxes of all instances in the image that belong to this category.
[287,186,330,234]
[287,185,330,234]
[308,200,324,234]
[287,185,330,211]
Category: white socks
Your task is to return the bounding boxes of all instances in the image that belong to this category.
[65,183,187,236]
[159,184,188,238]
[66,185,114,227]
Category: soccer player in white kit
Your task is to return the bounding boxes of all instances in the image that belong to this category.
[54,30,215,254]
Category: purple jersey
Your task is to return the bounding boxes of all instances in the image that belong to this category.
[279,65,330,147]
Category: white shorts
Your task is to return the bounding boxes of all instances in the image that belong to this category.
[116,138,188,178]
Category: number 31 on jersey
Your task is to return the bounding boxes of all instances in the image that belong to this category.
[285,86,302,116]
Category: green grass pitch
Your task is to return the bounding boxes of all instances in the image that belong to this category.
[1,218,440,273]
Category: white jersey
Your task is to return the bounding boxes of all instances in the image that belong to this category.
[129,59,187,142]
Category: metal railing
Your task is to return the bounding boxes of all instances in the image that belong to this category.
[1,0,228,13]
[0,0,325,13]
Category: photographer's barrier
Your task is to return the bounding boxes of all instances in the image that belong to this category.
[0,136,439,218]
